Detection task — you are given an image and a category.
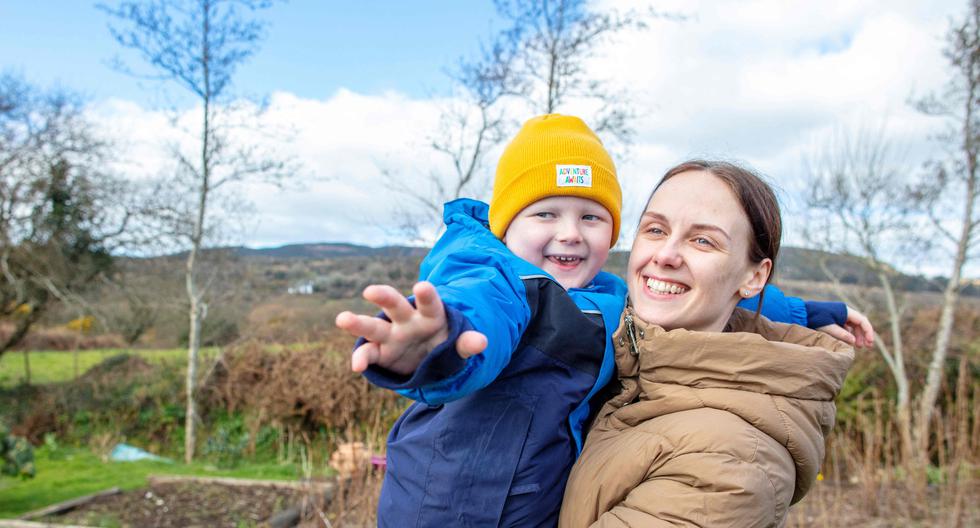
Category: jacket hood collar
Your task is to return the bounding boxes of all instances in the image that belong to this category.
[612,307,853,402]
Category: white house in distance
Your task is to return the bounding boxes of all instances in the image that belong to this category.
[287,281,315,295]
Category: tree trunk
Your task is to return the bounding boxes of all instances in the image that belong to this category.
[916,68,977,460]
[184,0,212,465]
[22,349,30,385]
[185,292,202,464]
[879,272,913,465]
[915,279,961,457]
[0,308,41,359]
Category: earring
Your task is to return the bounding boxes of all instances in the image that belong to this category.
[742,289,750,297]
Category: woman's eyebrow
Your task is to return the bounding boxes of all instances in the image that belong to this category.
[642,211,731,242]
[691,223,731,242]
[641,211,668,223]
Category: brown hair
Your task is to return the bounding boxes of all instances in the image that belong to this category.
[646,159,782,285]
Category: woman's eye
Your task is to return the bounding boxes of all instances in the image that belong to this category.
[694,237,714,247]
[646,226,665,235]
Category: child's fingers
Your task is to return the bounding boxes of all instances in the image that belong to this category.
[335,311,391,343]
[846,323,866,348]
[363,284,415,324]
[857,319,874,347]
[845,308,875,348]
[351,341,381,372]
[456,330,487,359]
[817,323,856,346]
[413,282,445,320]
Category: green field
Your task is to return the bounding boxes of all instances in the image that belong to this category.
[0,348,217,388]
[0,444,312,518]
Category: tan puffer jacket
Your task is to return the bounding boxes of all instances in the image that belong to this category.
[559,308,854,528]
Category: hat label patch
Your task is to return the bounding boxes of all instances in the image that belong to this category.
[556,165,592,188]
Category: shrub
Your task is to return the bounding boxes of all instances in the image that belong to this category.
[202,333,405,448]
[5,354,185,452]
[1,420,34,479]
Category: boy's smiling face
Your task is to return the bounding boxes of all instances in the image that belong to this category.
[504,196,613,289]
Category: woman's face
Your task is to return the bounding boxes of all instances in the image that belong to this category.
[627,170,771,332]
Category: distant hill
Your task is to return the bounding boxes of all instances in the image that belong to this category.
[160,241,973,296]
[234,242,428,259]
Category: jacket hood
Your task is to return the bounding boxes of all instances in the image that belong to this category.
[608,307,854,503]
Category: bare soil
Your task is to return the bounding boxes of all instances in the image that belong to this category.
[40,480,319,528]
[36,477,978,527]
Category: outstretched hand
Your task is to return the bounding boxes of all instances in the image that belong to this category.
[335,281,488,375]
[816,306,875,349]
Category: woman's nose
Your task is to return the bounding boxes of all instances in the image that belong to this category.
[653,239,682,268]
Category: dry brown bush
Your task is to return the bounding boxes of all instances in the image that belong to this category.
[0,323,126,350]
[787,352,979,526]
[202,332,405,450]
[9,354,185,446]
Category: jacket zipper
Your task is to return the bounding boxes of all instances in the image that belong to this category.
[624,308,640,356]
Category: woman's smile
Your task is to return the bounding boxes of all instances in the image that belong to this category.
[643,276,690,296]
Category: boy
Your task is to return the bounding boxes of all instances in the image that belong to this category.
[335,114,849,527]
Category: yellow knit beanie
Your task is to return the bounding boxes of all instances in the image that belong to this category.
[489,114,621,247]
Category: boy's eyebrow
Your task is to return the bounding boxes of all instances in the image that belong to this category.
[641,211,732,242]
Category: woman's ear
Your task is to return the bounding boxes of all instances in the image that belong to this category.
[739,258,772,298]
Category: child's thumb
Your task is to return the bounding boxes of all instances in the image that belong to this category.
[456,330,487,359]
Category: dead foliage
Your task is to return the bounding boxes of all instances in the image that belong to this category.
[0,323,125,350]
[794,353,980,526]
[202,333,405,447]
[7,353,184,446]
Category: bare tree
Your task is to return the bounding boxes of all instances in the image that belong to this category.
[100,0,290,462]
[383,40,515,241]
[802,126,921,466]
[494,0,651,145]
[0,73,133,359]
[804,0,980,478]
[387,0,664,241]
[911,0,980,460]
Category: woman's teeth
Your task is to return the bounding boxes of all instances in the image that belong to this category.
[646,278,688,294]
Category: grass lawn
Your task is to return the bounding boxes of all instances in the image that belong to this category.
[0,445,313,518]
[0,348,217,388]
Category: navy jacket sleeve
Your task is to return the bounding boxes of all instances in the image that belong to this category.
[804,301,848,328]
[361,200,531,405]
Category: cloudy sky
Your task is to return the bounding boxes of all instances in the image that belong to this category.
[0,0,967,255]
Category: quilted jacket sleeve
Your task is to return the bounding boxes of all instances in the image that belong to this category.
[588,458,784,528]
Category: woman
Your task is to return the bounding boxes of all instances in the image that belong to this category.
[559,160,857,527]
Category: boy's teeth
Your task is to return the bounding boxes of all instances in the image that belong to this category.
[554,256,580,262]
[646,278,688,294]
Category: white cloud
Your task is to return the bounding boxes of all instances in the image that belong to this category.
[85,0,969,275]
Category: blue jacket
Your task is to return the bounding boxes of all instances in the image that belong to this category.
[363,199,839,528]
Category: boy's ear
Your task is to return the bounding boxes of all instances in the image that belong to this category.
[739,258,772,298]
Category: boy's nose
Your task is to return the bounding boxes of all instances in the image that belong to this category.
[555,219,583,243]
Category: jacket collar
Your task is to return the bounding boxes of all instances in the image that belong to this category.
[611,306,853,402]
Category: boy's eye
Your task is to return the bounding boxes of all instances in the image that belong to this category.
[582,214,601,222]
[534,211,555,219]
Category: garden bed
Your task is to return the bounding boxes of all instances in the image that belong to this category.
[25,476,334,528]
